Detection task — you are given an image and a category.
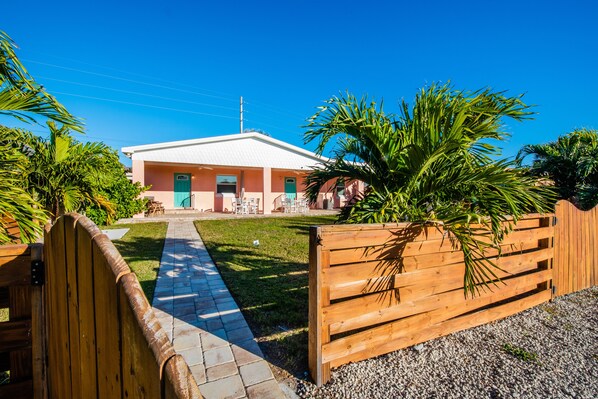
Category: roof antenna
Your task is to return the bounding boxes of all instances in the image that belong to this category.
[240,96,244,133]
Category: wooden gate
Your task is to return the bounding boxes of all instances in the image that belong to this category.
[1,213,201,398]
[43,213,201,398]
[0,244,45,398]
[553,200,598,296]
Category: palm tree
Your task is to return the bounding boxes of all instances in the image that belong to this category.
[0,31,82,130]
[304,84,554,296]
[0,126,48,244]
[518,129,598,210]
[0,30,83,243]
[19,123,117,221]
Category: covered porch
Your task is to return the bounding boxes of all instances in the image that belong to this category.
[133,160,342,215]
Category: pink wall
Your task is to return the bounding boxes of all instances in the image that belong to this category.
[142,164,269,211]
[135,162,365,213]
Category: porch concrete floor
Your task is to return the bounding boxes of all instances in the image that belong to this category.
[117,209,339,223]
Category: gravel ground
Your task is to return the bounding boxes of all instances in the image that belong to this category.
[295,286,598,399]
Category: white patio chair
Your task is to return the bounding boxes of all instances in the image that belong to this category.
[249,198,260,214]
[280,194,289,213]
[232,197,244,214]
[298,199,309,213]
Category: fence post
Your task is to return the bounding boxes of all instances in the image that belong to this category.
[536,216,554,297]
[31,243,47,399]
[308,226,330,386]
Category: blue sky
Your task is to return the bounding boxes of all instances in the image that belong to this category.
[2,1,597,166]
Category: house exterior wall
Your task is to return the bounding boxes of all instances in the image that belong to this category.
[136,162,365,213]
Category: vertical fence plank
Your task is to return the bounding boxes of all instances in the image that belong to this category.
[8,284,32,384]
[593,206,598,286]
[119,272,175,399]
[93,234,129,399]
[75,217,102,398]
[44,218,72,399]
[63,214,82,398]
[320,249,331,380]
[30,243,47,399]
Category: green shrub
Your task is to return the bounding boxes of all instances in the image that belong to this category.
[85,167,149,225]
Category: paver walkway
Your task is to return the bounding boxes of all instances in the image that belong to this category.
[152,221,286,399]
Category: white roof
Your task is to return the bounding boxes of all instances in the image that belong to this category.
[122,132,326,170]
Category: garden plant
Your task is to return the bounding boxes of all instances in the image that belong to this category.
[304,84,555,296]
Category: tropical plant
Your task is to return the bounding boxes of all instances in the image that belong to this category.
[304,83,554,297]
[0,30,83,243]
[0,126,48,244]
[518,129,598,210]
[85,166,149,226]
[16,123,118,221]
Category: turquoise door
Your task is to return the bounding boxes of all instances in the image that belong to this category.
[284,177,297,200]
[174,173,191,208]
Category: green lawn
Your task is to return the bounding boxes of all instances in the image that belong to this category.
[194,215,336,377]
[102,222,167,302]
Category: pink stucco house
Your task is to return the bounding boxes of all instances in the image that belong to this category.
[122,132,364,215]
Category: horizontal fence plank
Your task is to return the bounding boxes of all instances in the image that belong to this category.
[319,214,547,234]
[329,230,551,266]
[0,245,30,257]
[327,247,553,301]
[321,226,446,251]
[0,256,30,287]
[0,320,32,352]
[324,245,531,288]
[328,289,552,367]
[327,268,552,335]
[320,217,549,251]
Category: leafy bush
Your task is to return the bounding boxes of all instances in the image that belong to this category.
[85,168,149,226]
[519,129,598,210]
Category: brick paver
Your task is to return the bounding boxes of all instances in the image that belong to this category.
[152,221,285,399]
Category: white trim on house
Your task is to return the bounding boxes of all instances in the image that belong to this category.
[122,132,327,170]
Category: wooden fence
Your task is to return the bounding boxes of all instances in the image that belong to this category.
[0,213,201,398]
[0,244,44,398]
[309,214,555,386]
[1,217,22,244]
[553,200,598,295]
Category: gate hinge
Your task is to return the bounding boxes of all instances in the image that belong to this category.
[552,216,557,226]
[31,260,45,286]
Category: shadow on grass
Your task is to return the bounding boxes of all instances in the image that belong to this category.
[106,222,168,303]
[195,216,336,377]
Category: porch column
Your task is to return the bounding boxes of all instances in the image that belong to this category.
[262,167,272,215]
[132,159,145,186]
